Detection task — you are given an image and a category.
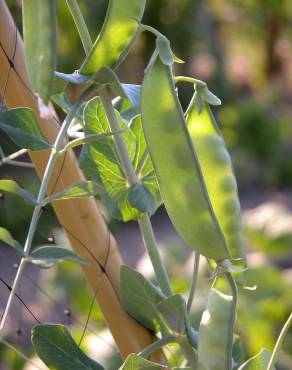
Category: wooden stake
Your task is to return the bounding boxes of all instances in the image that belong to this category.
[0,0,158,360]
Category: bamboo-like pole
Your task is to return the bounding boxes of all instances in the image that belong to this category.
[0,0,157,360]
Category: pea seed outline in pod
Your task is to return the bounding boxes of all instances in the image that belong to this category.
[186,100,246,266]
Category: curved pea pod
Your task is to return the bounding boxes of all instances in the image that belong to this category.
[141,57,229,261]
[79,0,146,75]
[198,287,234,370]
[186,100,246,268]
[23,0,57,104]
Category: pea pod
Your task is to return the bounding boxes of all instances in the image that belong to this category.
[198,286,234,370]
[186,100,246,267]
[141,57,229,260]
[23,0,57,104]
[79,0,146,75]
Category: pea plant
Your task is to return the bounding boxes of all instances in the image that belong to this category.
[0,0,291,369]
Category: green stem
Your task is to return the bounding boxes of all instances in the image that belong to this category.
[267,313,292,370]
[0,86,96,333]
[66,0,93,55]
[187,251,200,313]
[138,214,172,297]
[99,87,138,186]
[175,76,206,87]
[0,148,34,168]
[140,24,165,39]
[99,87,172,297]
[225,272,238,370]
[139,335,174,358]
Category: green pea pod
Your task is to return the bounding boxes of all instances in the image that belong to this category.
[198,286,235,370]
[23,0,57,104]
[186,101,246,267]
[141,57,229,261]
[79,0,146,75]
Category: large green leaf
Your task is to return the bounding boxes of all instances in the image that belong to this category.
[130,115,161,213]
[238,349,272,370]
[23,0,57,104]
[80,97,161,221]
[43,181,104,204]
[28,246,90,267]
[0,179,36,205]
[120,265,166,331]
[119,354,166,370]
[31,324,104,369]
[0,108,52,151]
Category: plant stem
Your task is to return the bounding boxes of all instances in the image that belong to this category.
[65,0,93,55]
[0,148,34,168]
[175,76,206,86]
[267,312,292,370]
[138,214,172,297]
[99,87,138,185]
[0,86,95,333]
[187,251,200,313]
[99,86,172,297]
[225,272,238,370]
[139,335,174,358]
[140,24,165,40]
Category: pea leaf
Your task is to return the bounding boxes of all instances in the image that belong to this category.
[43,181,104,204]
[157,295,187,335]
[31,324,104,369]
[0,228,25,257]
[156,37,174,66]
[120,265,166,331]
[237,349,272,370]
[54,71,91,85]
[28,246,90,267]
[119,354,166,370]
[122,84,141,108]
[187,81,221,114]
[0,108,52,151]
[55,67,128,100]
[128,183,155,214]
[79,97,138,221]
[0,179,37,205]
[23,0,57,104]
[93,67,128,99]
[113,84,141,122]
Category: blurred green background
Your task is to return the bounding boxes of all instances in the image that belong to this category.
[1,0,292,369]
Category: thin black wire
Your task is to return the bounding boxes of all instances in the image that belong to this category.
[0,277,41,324]
[0,246,116,350]
[0,26,33,100]
[0,31,121,352]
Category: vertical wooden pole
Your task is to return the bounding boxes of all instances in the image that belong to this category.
[0,0,157,360]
